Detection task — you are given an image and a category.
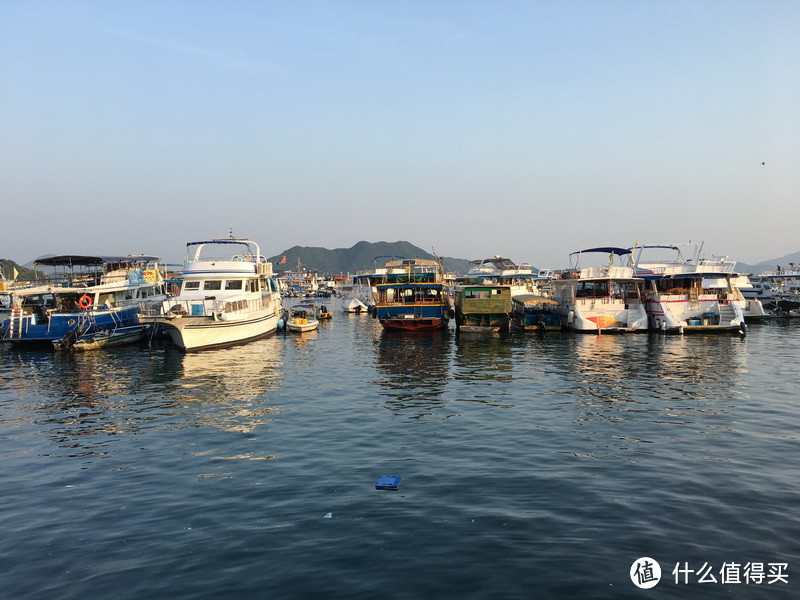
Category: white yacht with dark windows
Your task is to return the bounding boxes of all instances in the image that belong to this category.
[551,247,648,333]
[140,237,282,351]
[632,243,747,333]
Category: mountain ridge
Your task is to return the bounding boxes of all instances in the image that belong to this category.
[267,241,476,275]
[735,250,800,274]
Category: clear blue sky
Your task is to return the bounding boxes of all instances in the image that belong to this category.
[2,1,798,268]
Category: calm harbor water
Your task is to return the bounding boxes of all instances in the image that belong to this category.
[1,303,798,599]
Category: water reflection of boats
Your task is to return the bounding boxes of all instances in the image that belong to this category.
[171,340,284,431]
[568,333,745,409]
[560,333,746,462]
[452,334,514,401]
[373,331,451,417]
[12,339,286,451]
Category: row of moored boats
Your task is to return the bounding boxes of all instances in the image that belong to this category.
[1,240,796,352]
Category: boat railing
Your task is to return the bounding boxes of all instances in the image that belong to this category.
[384,272,440,284]
[575,295,627,304]
[9,271,159,290]
[378,296,447,306]
[139,296,273,318]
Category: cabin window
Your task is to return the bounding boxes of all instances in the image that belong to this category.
[575,281,609,298]
[654,278,690,294]
[203,280,222,290]
[225,280,244,290]
[99,293,115,306]
[184,281,200,290]
[465,290,491,299]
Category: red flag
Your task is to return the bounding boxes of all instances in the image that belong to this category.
[280,255,287,264]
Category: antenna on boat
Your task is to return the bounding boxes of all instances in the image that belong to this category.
[431,247,444,271]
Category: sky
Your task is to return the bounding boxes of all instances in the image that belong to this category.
[2,1,798,269]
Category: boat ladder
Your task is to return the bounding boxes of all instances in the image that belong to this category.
[718,303,737,324]
[7,306,22,339]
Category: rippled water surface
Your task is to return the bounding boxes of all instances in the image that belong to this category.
[1,305,799,599]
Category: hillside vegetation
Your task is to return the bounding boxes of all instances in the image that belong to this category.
[0,259,42,281]
[268,241,475,274]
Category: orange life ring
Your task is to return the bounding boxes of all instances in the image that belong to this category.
[78,295,93,309]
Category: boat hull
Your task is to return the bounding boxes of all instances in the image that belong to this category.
[156,309,278,351]
[56,326,146,351]
[644,296,746,333]
[381,316,446,331]
[563,301,648,333]
[3,305,141,344]
[287,322,318,332]
[375,303,450,331]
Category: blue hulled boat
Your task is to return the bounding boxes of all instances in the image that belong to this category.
[2,255,166,349]
[374,258,451,331]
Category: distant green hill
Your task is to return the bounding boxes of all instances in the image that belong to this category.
[0,259,42,282]
[268,241,474,275]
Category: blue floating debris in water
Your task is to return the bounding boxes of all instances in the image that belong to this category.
[375,475,402,490]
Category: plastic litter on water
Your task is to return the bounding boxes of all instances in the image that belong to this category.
[375,475,402,490]
[323,512,332,519]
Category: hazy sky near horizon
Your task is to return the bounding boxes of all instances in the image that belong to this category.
[2,1,798,268]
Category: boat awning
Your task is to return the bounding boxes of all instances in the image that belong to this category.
[470,256,519,269]
[629,245,680,251]
[383,258,441,268]
[187,239,252,246]
[35,255,160,267]
[376,283,445,289]
[569,247,630,257]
